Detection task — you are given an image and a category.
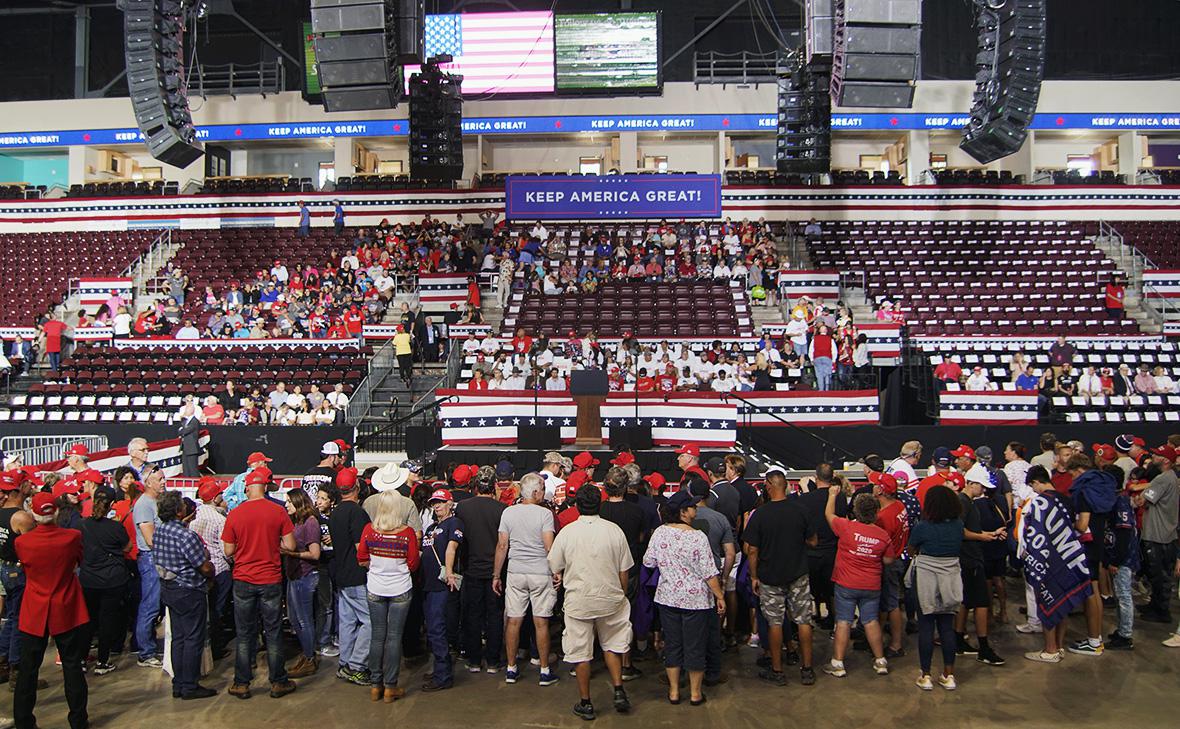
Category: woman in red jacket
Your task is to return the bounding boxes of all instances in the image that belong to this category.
[15,492,90,729]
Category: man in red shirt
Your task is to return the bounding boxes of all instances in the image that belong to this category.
[555,473,589,532]
[39,312,69,373]
[511,328,533,356]
[870,472,909,658]
[915,447,962,507]
[676,444,710,486]
[222,468,297,699]
[343,306,365,339]
[635,369,656,393]
[655,364,677,393]
[1105,274,1125,318]
[1050,442,1075,495]
[14,492,89,729]
[933,356,962,387]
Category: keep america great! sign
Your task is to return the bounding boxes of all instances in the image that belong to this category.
[504,174,723,220]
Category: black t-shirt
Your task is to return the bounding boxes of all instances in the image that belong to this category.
[975,496,1008,560]
[218,389,240,410]
[743,499,813,587]
[79,518,130,589]
[958,493,984,568]
[327,500,371,587]
[1075,490,1109,554]
[302,466,337,501]
[454,496,507,579]
[797,486,846,554]
[316,513,334,564]
[451,488,475,503]
[732,477,758,517]
[709,480,741,528]
[600,499,646,565]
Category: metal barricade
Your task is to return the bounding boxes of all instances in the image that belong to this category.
[2,435,108,467]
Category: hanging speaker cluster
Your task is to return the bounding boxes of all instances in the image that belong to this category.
[959,0,1046,164]
[830,0,922,108]
[775,56,832,175]
[310,0,423,111]
[122,0,204,168]
[409,59,463,181]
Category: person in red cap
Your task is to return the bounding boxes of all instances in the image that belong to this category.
[74,469,104,518]
[53,477,85,531]
[192,476,232,659]
[224,451,273,512]
[556,472,591,532]
[572,451,600,475]
[676,445,709,486]
[420,488,463,692]
[1092,443,1117,469]
[0,470,35,684]
[14,491,89,729]
[64,443,90,475]
[222,467,297,699]
[609,451,635,468]
[871,472,910,659]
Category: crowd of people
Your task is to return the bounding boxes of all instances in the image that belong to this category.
[3,429,1179,726]
[168,380,352,427]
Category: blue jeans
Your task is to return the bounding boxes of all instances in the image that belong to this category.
[161,583,207,694]
[1113,565,1134,639]
[367,590,412,687]
[813,356,834,391]
[314,565,335,650]
[136,552,162,660]
[338,584,371,672]
[834,584,881,625]
[47,352,61,372]
[0,563,25,663]
[287,572,319,658]
[423,590,454,685]
[232,580,287,685]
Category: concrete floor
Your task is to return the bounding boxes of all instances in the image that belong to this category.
[7,599,1179,729]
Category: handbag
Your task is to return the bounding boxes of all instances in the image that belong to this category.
[429,536,461,590]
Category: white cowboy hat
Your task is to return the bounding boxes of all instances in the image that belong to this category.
[371,462,409,492]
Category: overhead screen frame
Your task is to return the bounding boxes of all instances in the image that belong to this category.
[302,10,663,102]
[553,11,663,97]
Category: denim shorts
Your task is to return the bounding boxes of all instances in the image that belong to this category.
[834,583,881,625]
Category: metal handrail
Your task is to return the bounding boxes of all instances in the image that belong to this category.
[191,60,285,98]
[694,50,780,85]
[356,394,456,450]
[1140,283,1180,328]
[723,390,861,465]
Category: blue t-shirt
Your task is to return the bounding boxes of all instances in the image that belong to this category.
[420,515,464,592]
[1104,494,1140,569]
[299,207,310,226]
[1015,373,1039,390]
[907,519,964,558]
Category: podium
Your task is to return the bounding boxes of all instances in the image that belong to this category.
[571,370,609,446]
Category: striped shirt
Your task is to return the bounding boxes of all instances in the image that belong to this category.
[357,524,419,597]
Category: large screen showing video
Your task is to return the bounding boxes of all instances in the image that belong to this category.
[554,12,661,92]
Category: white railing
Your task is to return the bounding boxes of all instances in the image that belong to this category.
[1,435,108,467]
[1098,220,1155,294]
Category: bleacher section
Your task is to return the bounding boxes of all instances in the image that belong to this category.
[199,176,314,195]
[806,220,1135,336]
[335,176,455,192]
[505,280,751,339]
[1050,170,1125,185]
[915,339,1180,423]
[0,183,45,199]
[1111,220,1180,267]
[929,169,1023,186]
[0,344,368,422]
[67,181,178,197]
[0,230,160,326]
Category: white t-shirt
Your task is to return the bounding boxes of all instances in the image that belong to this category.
[327,391,350,409]
[113,312,132,335]
[886,458,918,489]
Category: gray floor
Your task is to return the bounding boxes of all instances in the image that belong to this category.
[7,601,1179,729]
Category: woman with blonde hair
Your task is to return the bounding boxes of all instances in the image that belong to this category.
[357,491,419,702]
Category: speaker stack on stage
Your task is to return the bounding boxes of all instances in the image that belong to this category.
[775,56,832,175]
[960,0,1046,163]
[830,0,921,108]
[121,0,204,168]
[310,0,422,111]
[409,58,464,181]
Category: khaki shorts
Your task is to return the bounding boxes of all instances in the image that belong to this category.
[724,554,741,593]
[561,601,633,664]
[505,572,558,619]
[759,574,815,627]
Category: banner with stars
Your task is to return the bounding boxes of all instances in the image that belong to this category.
[437,391,577,445]
[601,395,737,447]
[938,390,1039,425]
[735,390,880,426]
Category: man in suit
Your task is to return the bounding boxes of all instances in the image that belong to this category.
[418,316,442,363]
[179,401,202,477]
[14,492,89,729]
[1112,363,1137,396]
[7,336,33,377]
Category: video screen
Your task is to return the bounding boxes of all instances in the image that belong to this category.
[554,13,660,92]
[405,11,555,95]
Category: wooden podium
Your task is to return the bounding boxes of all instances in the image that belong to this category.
[574,395,606,446]
[570,370,610,446]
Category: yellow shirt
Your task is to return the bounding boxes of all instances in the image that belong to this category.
[393,331,412,355]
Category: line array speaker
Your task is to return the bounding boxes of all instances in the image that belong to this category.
[830,0,921,108]
[310,0,405,111]
[959,0,1046,164]
[122,0,204,168]
[775,56,832,175]
[409,61,464,180]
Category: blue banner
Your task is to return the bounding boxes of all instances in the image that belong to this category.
[504,174,722,220]
[3,112,1180,149]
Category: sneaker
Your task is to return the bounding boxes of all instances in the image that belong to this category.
[977,646,1006,666]
[346,670,372,686]
[612,687,631,713]
[538,670,559,687]
[938,674,957,691]
[485,664,503,674]
[822,661,846,678]
[620,665,643,682]
[799,667,816,686]
[1015,622,1043,634]
[1023,650,1063,664]
[269,680,297,699]
[466,662,483,673]
[757,668,787,686]
[1106,633,1134,651]
[873,657,889,675]
[955,637,978,656]
[1066,640,1103,656]
[335,666,352,680]
[746,634,761,648]
[915,674,934,691]
[784,650,800,666]
[92,662,117,675]
[1162,633,1180,648]
[137,656,163,668]
[421,678,453,692]
[573,702,596,721]
[505,667,519,684]
[318,645,340,658]
[885,646,906,659]
[227,683,252,700]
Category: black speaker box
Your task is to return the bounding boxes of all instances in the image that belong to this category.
[610,426,653,450]
[518,425,561,450]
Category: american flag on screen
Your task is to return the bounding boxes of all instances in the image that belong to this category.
[415,12,555,94]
